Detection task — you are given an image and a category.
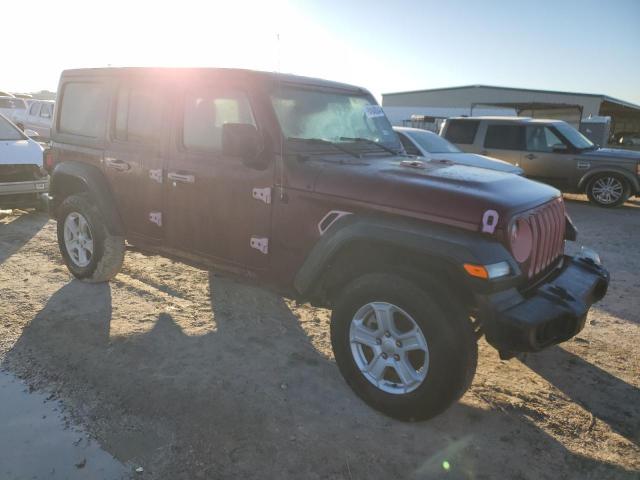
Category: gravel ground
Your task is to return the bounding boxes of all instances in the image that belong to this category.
[0,195,638,479]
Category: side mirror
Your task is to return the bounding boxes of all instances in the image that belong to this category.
[222,123,267,168]
[552,144,568,153]
[24,129,39,138]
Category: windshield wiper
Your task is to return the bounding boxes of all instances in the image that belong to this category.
[339,137,400,155]
[287,137,360,158]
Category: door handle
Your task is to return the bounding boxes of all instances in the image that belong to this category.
[525,153,537,160]
[104,157,131,171]
[167,171,195,184]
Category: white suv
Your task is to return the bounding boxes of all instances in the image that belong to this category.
[13,99,55,141]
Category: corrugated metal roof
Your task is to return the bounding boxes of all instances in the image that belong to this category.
[382,84,640,111]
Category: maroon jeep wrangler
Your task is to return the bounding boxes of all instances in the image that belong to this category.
[46,68,609,421]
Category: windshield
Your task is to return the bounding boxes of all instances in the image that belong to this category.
[0,115,25,141]
[405,129,461,154]
[270,86,400,151]
[0,97,26,109]
[555,122,594,149]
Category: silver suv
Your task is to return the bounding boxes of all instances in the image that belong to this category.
[441,117,640,207]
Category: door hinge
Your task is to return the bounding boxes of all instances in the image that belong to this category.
[252,187,271,205]
[250,236,269,254]
[149,169,163,183]
[149,212,162,227]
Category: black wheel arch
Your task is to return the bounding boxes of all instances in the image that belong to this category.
[578,168,639,195]
[50,161,124,235]
[294,214,519,306]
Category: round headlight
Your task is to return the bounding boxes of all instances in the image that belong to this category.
[510,217,533,263]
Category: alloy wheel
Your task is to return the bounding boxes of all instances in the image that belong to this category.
[349,302,429,394]
[63,212,94,267]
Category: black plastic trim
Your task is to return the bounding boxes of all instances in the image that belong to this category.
[49,160,124,235]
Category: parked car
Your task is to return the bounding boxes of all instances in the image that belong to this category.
[618,132,640,146]
[46,68,609,421]
[0,114,49,210]
[394,126,523,174]
[0,96,27,123]
[441,117,640,207]
[12,99,54,141]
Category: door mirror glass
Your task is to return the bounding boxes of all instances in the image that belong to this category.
[222,123,266,168]
[552,144,568,153]
[24,129,39,138]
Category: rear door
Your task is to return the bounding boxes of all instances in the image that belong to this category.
[523,124,576,189]
[480,123,526,167]
[164,80,274,271]
[36,103,53,138]
[442,119,480,153]
[103,76,168,242]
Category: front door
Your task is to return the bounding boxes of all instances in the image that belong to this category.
[164,83,273,272]
[103,78,168,242]
[523,125,576,189]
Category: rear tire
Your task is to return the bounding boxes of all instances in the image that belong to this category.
[586,173,630,208]
[330,273,477,421]
[56,193,124,282]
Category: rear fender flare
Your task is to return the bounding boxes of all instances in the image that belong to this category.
[50,161,124,235]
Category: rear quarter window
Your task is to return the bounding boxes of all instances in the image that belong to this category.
[58,82,109,138]
[484,124,525,150]
[443,120,479,144]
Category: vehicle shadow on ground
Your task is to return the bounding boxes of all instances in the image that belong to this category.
[3,278,638,479]
[0,211,48,266]
[520,346,640,445]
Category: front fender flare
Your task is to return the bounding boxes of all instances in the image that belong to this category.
[293,215,519,296]
[578,167,640,194]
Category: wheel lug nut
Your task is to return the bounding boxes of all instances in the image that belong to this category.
[396,340,402,347]
[376,338,382,345]
[381,353,388,359]
[384,331,391,338]
[394,354,400,361]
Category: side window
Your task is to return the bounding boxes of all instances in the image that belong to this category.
[114,86,163,143]
[443,120,479,144]
[398,133,421,155]
[40,104,51,118]
[526,126,565,152]
[183,90,255,152]
[484,125,525,150]
[29,102,41,116]
[59,82,109,138]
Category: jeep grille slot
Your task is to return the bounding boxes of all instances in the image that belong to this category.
[525,198,566,278]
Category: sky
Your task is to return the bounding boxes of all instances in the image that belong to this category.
[4,0,640,104]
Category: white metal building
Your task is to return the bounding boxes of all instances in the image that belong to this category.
[382,85,640,139]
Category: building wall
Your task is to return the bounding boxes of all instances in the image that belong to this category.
[382,86,603,118]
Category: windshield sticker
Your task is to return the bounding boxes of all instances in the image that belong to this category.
[364,105,386,119]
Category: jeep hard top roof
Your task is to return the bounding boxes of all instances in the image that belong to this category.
[447,116,565,125]
[59,67,368,95]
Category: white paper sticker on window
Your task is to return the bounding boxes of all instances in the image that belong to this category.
[364,105,385,119]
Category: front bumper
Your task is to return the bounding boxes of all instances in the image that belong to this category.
[478,254,609,355]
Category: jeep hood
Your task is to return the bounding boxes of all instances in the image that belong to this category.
[580,147,640,163]
[312,156,560,232]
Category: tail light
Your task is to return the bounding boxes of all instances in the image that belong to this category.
[43,148,55,173]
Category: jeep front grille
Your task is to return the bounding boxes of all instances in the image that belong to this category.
[523,198,566,278]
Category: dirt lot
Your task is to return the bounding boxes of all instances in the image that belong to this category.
[1,195,639,479]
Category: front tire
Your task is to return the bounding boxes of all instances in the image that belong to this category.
[56,193,125,282]
[330,273,477,421]
[586,173,630,208]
